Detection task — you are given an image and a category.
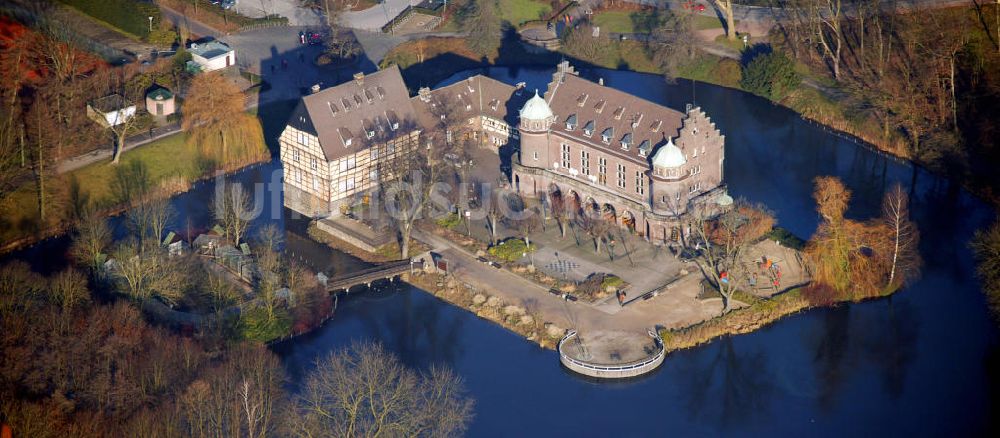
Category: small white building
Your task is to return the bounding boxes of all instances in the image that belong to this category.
[87,94,136,127]
[189,40,235,72]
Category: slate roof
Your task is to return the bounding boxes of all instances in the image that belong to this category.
[410,74,530,131]
[297,65,419,161]
[544,71,685,165]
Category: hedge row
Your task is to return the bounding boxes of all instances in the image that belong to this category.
[60,0,161,38]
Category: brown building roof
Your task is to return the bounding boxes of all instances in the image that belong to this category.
[410,75,530,131]
[544,69,684,165]
[297,65,419,161]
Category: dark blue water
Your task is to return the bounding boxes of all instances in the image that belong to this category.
[5,66,996,435]
[274,67,1000,436]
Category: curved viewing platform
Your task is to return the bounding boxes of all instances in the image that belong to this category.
[558,329,665,379]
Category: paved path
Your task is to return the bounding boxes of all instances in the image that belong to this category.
[412,227,724,332]
[341,0,420,31]
[158,2,222,39]
[57,122,181,174]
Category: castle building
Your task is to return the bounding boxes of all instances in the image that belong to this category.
[512,62,729,242]
[280,66,420,217]
[280,62,729,241]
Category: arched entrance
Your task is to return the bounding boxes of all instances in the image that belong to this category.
[601,203,617,224]
[622,211,636,233]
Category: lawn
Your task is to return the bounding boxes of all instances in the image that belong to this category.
[499,0,551,26]
[67,133,200,207]
[589,11,731,33]
[591,10,661,33]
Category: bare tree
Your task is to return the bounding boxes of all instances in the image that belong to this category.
[128,195,176,248]
[650,9,698,81]
[95,67,144,164]
[709,0,737,41]
[577,207,611,255]
[212,182,254,246]
[254,226,285,322]
[71,211,112,272]
[463,0,502,57]
[503,192,541,247]
[289,342,473,437]
[812,0,844,80]
[690,202,774,313]
[972,219,1000,322]
[881,183,920,288]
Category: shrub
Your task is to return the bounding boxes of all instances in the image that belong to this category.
[600,274,624,290]
[764,226,806,250]
[487,238,535,262]
[147,29,177,46]
[740,46,800,101]
[435,212,463,229]
[239,307,292,342]
[60,0,161,38]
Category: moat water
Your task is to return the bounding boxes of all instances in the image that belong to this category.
[5,66,998,435]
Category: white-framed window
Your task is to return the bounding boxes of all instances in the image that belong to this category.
[310,157,317,171]
[371,148,379,160]
[370,169,379,181]
[339,160,348,172]
[598,157,607,185]
[293,149,300,162]
[617,163,626,189]
[635,171,644,195]
[312,175,320,191]
[294,167,301,183]
[298,131,305,145]
[580,150,590,175]
[561,144,571,169]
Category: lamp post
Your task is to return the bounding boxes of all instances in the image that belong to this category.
[464,210,471,236]
[148,16,153,33]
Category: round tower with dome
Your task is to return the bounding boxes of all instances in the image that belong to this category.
[517,90,555,169]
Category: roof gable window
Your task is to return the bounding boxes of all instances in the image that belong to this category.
[620,133,632,150]
[613,107,625,120]
[601,127,613,144]
[565,114,577,130]
[583,120,595,137]
[594,100,606,113]
[577,93,589,107]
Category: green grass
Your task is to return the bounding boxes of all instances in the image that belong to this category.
[591,11,657,33]
[693,14,735,31]
[67,133,200,207]
[500,0,551,26]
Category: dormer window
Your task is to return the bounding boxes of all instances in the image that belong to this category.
[354,95,363,105]
[577,93,588,107]
[328,102,339,115]
[364,89,374,103]
[638,139,651,157]
[583,120,594,137]
[565,114,577,130]
[342,98,352,110]
[367,130,375,139]
[620,133,632,150]
[631,113,643,128]
[601,127,613,144]
[650,120,661,131]
[613,107,624,120]
[594,100,606,113]
[376,87,386,99]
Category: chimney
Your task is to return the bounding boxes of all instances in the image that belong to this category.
[598,78,604,86]
[353,72,364,85]
[310,84,321,94]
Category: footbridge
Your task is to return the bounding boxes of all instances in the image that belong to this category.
[324,259,420,293]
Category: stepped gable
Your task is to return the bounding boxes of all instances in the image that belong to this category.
[299,65,418,161]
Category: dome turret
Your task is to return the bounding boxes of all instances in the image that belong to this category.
[520,90,553,121]
[652,137,686,169]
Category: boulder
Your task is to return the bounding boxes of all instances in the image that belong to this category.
[503,305,525,316]
[472,294,486,305]
[485,296,501,307]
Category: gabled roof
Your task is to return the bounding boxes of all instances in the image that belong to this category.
[544,67,684,165]
[297,65,418,160]
[410,74,531,131]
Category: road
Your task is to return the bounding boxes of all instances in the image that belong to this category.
[158,2,222,38]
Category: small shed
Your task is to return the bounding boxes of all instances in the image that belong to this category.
[87,94,136,127]
[189,40,235,72]
[146,86,176,117]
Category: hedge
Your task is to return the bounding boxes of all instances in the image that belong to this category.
[60,0,161,39]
